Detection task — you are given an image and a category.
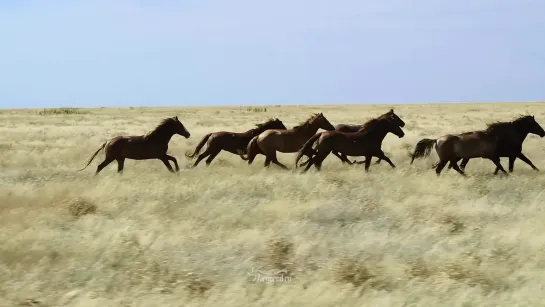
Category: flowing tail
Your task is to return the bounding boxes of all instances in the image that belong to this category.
[185,133,212,159]
[237,136,260,164]
[78,142,106,171]
[294,133,322,168]
[409,138,436,164]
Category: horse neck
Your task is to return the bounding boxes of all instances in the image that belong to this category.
[248,125,273,137]
[294,123,321,137]
[147,128,176,144]
[511,122,531,142]
[360,125,389,140]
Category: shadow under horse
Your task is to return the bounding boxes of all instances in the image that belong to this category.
[297,109,405,167]
[295,113,405,172]
[237,113,336,169]
[407,116,545,176]
[445,115,545,174]
[185,118,287,167]
[78,116,190,175]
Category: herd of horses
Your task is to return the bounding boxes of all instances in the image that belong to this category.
[78,109,545,177]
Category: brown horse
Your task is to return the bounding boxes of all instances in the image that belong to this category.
[407,118,530,176]
[295,114,405,172]
[297,109,405,167]
[444,115,545,174]
[237,113,335,169]
[185,118,287,167]
[78,116,190,175]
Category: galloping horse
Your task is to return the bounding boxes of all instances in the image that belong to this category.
[185,118,287,167]
[297,109,405,167]
[445,115,545,174]
[237,113,335,169]
[78,116,190,175]
[407,116,543,176]
[295,114,405,172]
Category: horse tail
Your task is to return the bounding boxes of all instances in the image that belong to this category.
[185,133,211,159]
[409,138,436,164]
[242,136,261,164]
[295,133,321,168]
[78,142,106,171]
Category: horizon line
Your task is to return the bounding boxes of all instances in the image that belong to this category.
[1,100,543,111]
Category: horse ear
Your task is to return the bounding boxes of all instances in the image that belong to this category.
[175,116,178,120]
[389,109,394,113]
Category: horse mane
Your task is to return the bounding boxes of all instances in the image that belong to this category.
[356,117,393,137]
[255,118,278,129]
[145,117,177,139]
[246,118,279,133]
[293,113,321,129]
[485,115,533,133]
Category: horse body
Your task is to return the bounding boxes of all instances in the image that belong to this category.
[78,116,190,174]
[296,115,405,172]
[186,118,286,167]
[409,115,545,176]
[239,113,336,169]
[454,116,545,173]
[296,109,405,167]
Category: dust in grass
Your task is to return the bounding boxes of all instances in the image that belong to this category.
[67,197,97,218]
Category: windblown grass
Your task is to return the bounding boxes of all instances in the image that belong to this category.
[1,102,545,306]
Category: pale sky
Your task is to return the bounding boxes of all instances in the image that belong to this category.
[1,0,544,108]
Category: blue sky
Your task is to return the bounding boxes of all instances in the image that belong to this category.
[1,0,544,109]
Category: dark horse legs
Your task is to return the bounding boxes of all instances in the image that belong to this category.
[95,157,115,175]
[192,147,221,167]
[452,152,537,174]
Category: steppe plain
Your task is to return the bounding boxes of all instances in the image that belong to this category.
[1,102,545,306]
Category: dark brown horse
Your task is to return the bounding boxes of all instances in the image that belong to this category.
[444,115,545,174]
[78,116,190,175]
[407,117,536,176]
[237,113,335,169]
[297,109,405,167]
[295,114,405,172]
[185,118,287,167]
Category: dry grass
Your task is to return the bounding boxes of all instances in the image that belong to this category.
[1,102,545,306]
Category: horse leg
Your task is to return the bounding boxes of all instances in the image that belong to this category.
[375,151,396,168]
[159,158,175,173]
[490,157,508,175]
[333,151,353,165]
[517,153,539,171]
[191,148,212,167]
[302,154,316,172]
[269,152,289,169]
[165,154,180,171]
[204,149,221,166]
[116,158,125,174]
[313,150,331,171]
[95,157,115,175]
[459,158,469,171]
[449,159,467,177]
[264,156,272,167]
[363,155,372,172]
[434,160,448,176]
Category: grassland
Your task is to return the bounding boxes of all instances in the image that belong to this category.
[1,102,545,306]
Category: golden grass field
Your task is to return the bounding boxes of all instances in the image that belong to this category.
[1,102,545,306]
